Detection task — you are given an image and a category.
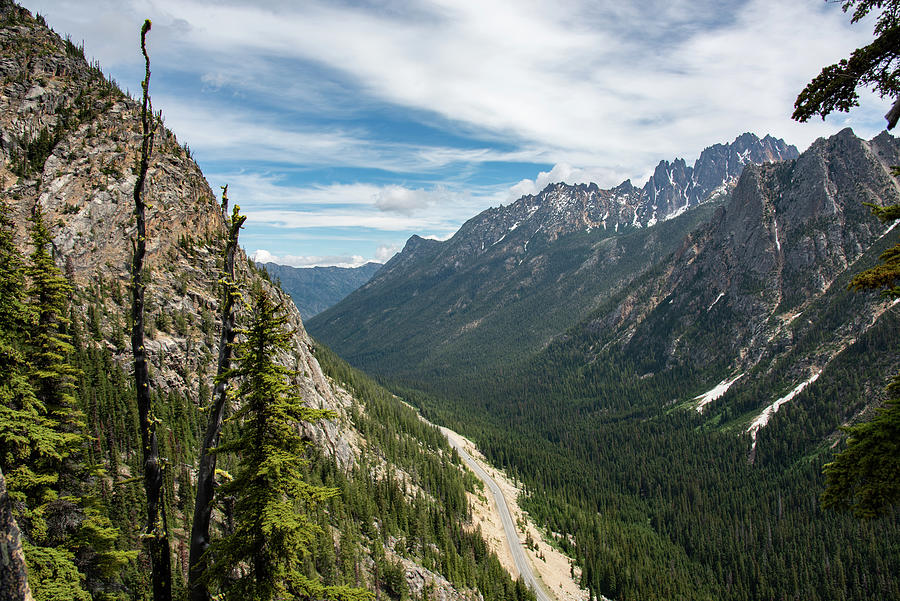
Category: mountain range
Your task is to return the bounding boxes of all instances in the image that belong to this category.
[307,132,799,383]
[2,1,899,600]
[309,127,900,600]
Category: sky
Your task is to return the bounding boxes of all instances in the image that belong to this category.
[25,0,892,267]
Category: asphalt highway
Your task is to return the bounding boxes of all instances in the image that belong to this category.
[442,428,553,601]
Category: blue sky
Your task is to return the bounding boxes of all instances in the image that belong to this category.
[27,0,890,266]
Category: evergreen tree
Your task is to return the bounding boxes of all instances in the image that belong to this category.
[793,0,900,129]
[0,199,88,601]
[25,207,83,454]
[205,287,368,601]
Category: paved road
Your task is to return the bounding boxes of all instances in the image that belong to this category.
[442,428,553,601]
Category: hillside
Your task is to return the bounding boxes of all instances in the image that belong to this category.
[310,127,900,600]
[0,4,534,600]
[257,261,382,319]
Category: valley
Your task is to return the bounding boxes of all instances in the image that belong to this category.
[311,128,900,600]
[2,1,899,601]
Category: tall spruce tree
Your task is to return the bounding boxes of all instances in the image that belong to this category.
[204,286,369,601]
[25,208,83,451]
[0,199,85,599]
[0,198,37,601]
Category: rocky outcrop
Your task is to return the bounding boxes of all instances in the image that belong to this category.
[426,132,798,271]
[581,128,900,381]
[0,0,357,466]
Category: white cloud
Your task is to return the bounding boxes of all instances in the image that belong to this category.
[31,0,888,173]
[25,0,893,266]
[250,249,367,268]
[375,244,400,262]
[206,171,489,234]
[373,185,450,215]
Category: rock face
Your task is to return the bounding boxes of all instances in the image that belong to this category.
[590,127,900,377]
[0,0,358,466]
[403,132,797,262]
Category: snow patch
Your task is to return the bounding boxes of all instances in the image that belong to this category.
[880,220,899,239]
[694,373,743,413]
[707,291,725,311]
[748,371,821,448]
[663,203,688,222]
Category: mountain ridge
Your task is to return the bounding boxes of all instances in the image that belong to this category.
[309,132,798,382]
[257,261,382,319]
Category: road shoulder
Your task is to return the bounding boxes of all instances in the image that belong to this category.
[442,427,588,601]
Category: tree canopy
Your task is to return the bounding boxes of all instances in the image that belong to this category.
[793,0,900,128]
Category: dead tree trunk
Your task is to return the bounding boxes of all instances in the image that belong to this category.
[187,194,245,601]
[131,19,171,601]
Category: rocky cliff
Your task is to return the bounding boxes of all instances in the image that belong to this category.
[0,4,500,599]
[0,0,354,464]
[585,128,900,384]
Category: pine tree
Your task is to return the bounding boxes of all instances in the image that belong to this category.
[25,207,83,455]
[204,286,370,601]
[793,0,900,129]
[0,200,67,536]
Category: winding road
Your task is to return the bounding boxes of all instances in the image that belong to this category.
[441,428,554,601]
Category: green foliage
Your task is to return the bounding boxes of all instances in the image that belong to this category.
[849,202,900,296]
[22,541,91,601]
[793,0,900,126]
[822,394,900,517]
[26,209,84,435]
[205,289,343,600]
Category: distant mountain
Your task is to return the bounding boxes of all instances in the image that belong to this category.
[258,261,382,319]
[308,128,900,600]
[307,132,798,382]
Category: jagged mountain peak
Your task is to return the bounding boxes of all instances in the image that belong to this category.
[379,132,798,280]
